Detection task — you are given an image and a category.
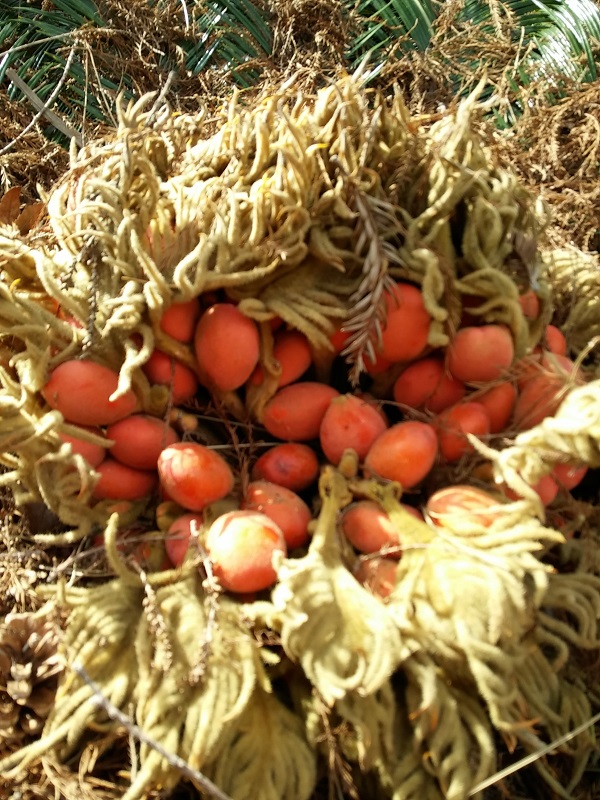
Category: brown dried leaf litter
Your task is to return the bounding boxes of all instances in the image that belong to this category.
[0,71,598,800]
[484,84,600,255]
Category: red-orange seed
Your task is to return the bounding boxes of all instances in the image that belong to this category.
[142,350,198,404]
[93,459,157,501]
[475,382,517,434]
[341,501,401,557]
[206,510,287,593]
[251,443,320,491]
[354,557,398,600]
[320,394,387,465]
[518,290,540,320]
[159,299,201,343]
[393,357,465,413]
[250,330,312,388]
[380,283,431,363]
[157,442,234,511]
[552,462,588,491]
[42,360,138,426]
[243,481,311,549]
[364,421,438,488]
[543,324,568,356]
[512,354,584,431]
[436,402,491,462]
[107,415,180,470]
[262,382,339,441]
[447,325,514,383]
[165,513,203,567]
[59,425,106,468]
[427,485,505,529]
[195,303,260,391]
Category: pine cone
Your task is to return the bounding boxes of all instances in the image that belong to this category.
[0,612,62,751]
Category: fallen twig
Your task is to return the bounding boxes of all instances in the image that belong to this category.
[1,50,83,150]
[467,711,600,797]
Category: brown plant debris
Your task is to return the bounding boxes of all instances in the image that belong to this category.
[492,82,600,253]
[268,0,351,76]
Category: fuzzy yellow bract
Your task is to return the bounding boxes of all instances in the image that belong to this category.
[205,686,317,800]
[542,249,600,363]
[0,581,143,775]
[125,578,261,800]
[271,468,406,704]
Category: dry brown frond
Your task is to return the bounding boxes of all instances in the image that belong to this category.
[0,90,70,205]
[487,83,600,252]
[267,0,350,79]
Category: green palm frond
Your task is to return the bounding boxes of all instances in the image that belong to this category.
[184,0,272,82]
[347,0,437,60]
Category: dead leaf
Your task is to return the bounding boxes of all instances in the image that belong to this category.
[15,202,46,235]
[0,186,21,225]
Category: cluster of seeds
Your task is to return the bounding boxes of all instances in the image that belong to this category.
[36,270,590,601]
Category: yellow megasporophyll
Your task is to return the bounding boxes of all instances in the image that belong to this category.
[0,68,599,800]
